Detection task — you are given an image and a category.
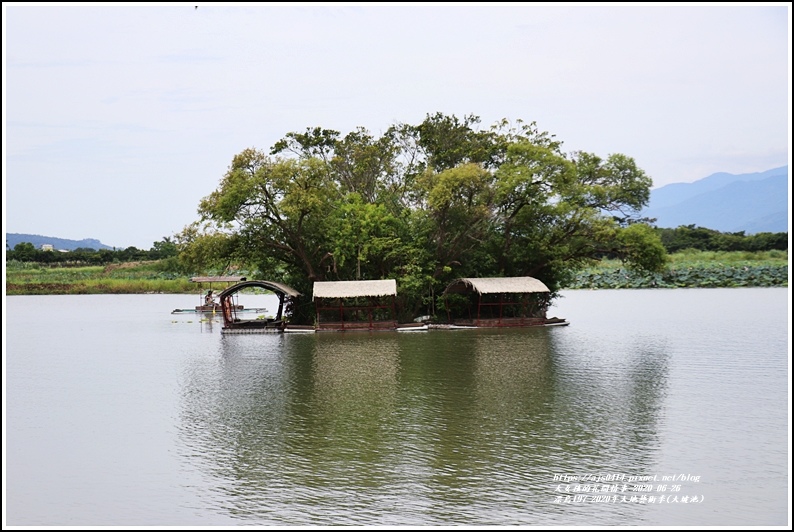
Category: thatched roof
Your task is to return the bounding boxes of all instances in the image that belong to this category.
[443,277,550,295]
[313,279,397,299]
[190,276,246,283]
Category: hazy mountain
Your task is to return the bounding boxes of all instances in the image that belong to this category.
[6,233,115,251]
[642,166,789,234]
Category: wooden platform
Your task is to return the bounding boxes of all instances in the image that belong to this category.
[446,317,569,328]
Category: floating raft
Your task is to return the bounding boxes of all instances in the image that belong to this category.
[222,324,317,335]
[171,307,266,314]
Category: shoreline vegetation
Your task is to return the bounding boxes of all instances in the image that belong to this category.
[568,249,788,289]
[5,250,788,296]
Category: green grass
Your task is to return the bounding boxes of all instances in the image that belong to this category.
[666,248,788,266]
[592,249,787,269]
[5,260,196,295]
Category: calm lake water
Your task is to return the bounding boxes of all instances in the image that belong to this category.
[4,288,790,526]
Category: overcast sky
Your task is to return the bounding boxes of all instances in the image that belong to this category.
[3,3,790,250]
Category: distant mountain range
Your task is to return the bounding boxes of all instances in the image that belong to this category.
[641,166,789,234]
[6,233,115,251]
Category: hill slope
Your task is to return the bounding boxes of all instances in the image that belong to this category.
[642,166,789,233]
[6,233,115,251]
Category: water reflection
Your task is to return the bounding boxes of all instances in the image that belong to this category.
[176,327,673,525]
[547,332,671,473]
[177,334,292,517]
[309,333,400,421]
[198,312,222,333]
[7,290,787,526]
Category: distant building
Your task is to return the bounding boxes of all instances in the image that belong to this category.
[41,244,54,251]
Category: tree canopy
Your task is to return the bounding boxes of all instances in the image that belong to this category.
[180,113,665,322]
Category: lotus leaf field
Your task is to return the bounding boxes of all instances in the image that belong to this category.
[568,250,788,289]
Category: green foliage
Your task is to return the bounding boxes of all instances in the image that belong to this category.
[173,222,241,274]
[411,113,498,171]
[656,225,788,253]
[616,223,668,273]
[176,113,684,320]
[326,193,401,278]
[570,151,652,215]
[11,242,37,261]
[149,237,179,259]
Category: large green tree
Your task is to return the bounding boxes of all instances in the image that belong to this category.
[184,113,665,321]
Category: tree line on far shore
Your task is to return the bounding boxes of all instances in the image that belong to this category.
[6,225,787,267]
[6,237,179,265]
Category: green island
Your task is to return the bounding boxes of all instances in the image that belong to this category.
[5,114,789,322]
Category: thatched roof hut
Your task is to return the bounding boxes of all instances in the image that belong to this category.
[313,279,398,331]
[442,276,564,328]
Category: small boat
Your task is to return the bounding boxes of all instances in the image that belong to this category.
[543,317,569,327]
[194,302,242,313]
[171,303,243,314]
[217,279,302,334]
[182,276,248,313]
[396,323,429,332]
